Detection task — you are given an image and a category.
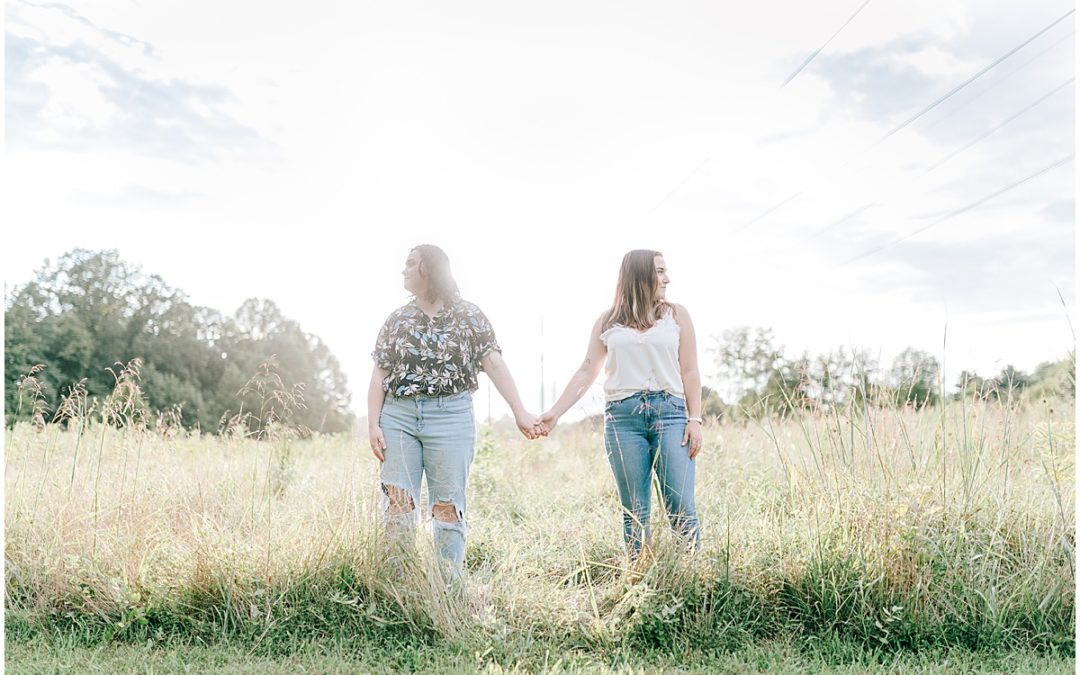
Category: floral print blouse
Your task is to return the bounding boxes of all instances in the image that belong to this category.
[372,298,501,397]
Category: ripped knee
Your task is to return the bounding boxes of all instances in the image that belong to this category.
[431,501,460,523]
[381,483,415,516]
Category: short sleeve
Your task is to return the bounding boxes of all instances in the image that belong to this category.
[470,307,501,363]
[371,315,395,370]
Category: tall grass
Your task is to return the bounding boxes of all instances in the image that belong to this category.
[4,375,1074,663]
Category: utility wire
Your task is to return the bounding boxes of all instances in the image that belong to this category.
[835,153,1074,267]
[735,191,802,233]
[647,157,712,213]
[781,0,874,87]
[747,17,1071,237]
[924,77,1074,174]
[881,9,1074,141]
[922,28,1074,134]
[731,10,1071,242]
[1055,286,1075,343]
[802,201,878,241]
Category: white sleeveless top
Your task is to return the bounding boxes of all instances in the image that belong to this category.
[599,309,684,402]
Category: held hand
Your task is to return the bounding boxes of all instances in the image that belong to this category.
[516,412,540,440]
[369,425,386,462]
[682,420,703,459]
[535,410,560,436]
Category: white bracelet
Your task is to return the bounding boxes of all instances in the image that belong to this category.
[687,416,702,424]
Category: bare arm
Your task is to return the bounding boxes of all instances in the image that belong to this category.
[674,304,703,457]
[480,350,538,438]
[543,314,608,425]
[367,366,389,461]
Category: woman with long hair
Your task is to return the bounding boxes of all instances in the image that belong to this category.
[369,244,538,575]
[538,250,702,558]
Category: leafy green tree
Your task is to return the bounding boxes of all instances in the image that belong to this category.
[752,353,814,417]
[6,249,156,416]
[805,347,878,410]
[954,370,991,401]
[1027,356,1075,400]
[809,348,850,409]
[700,385,727,421]
[956,362,1063,404]
[5,249,354,433]
[713,327,784,402]
[218,298,352,434]
[889,348,940,408]
[991,365,1029,401]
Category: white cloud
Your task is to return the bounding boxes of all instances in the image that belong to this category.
[10,1,159,75]
[887,45,978,79]
[25,58,121,129]
[3,0,1073,422]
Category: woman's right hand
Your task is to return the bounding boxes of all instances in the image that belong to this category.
[536,410,560,436]
[369,425,386,462]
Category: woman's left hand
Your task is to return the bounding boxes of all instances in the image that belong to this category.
[515,412,541,440]
[682,420,703,458]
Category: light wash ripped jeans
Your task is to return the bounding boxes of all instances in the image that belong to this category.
[604,390,701,558]
[379,391,476,574]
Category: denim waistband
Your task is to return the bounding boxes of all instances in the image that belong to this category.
[386,390,472,403]
[609,390,683,403]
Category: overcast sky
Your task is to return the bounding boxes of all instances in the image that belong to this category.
[5,0,1076,423]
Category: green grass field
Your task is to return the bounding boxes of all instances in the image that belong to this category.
[5,393,1075,672]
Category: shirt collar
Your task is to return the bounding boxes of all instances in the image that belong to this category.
[408,297,456,319]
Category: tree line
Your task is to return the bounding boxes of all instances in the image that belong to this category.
[5,249,353,434]
[703,327,1075,420]
[5,250,1072,433]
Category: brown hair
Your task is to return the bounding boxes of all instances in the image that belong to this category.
[602,249,671,332]
[411,244,460,303]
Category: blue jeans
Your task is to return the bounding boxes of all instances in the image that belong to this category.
[379,391,476,573]
[604,391,701,557]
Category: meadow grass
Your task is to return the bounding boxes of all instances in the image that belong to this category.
[4,637,1074,673]
[5,392,1075,671]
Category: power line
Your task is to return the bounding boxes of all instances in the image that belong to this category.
[880,9,1075,141]
[1055,286,1075,343]
[924,77,1074,174]
[781,0,874,87]
[835,153,1074,267]
[733,10,1071,241]
[647,156,711,213]
[921,28,1074,134]
[794,70,1072,246]
[734,191,802,233]
[539,315,545,411]
[752,21,1072,241]
[802,201,878,241]
[716,1,877,227]
[749,69,1069,240]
